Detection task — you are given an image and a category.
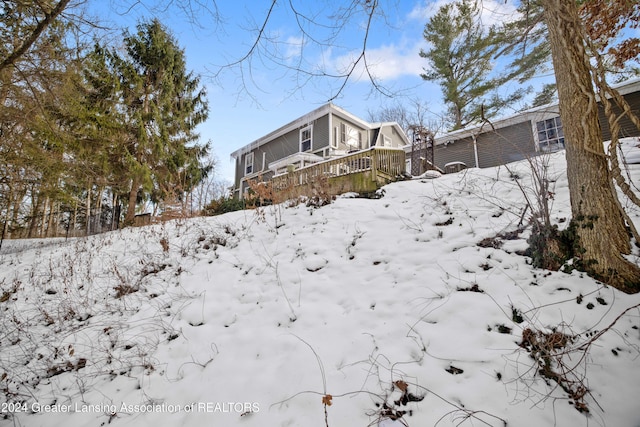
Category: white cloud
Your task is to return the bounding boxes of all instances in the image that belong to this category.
[284,35,305,59]
[365,41,428,81]
[408,0,450,21]
[325,39,428,83]
[280,1,522,86]
[409,0,519,27]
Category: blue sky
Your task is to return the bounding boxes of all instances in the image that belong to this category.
[88,0,531,183]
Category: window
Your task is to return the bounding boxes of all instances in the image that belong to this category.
[245,152,254,175]
[383,135,392,147]
[341,123,361,148]
[331,127,339,149]
[300,125,312,152]
[536,116,565,152]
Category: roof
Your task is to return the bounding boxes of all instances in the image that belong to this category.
[230,103,373,160]
[611,76,640,96]
[268,152,324,171]
[425,77,640,146]
[373,122,412,146]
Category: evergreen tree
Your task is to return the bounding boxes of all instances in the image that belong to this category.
[419,0,526,130]
[0,1,77,236]
[110,19,209,224]
[498,1,551,84]
[53,43,131,233]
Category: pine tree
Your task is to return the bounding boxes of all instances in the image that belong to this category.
[110,19,209,224]
[419,0,526,130]
[0,1,77,237]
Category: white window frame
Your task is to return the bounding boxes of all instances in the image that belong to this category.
[536,116,565,152]
[383,135,392,147]
[300,125,313,152]
[341,123,360,149]
[245,152,254,175]
[331,126,339,149]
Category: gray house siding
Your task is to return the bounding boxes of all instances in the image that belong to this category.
[435,137,476,170]
[233,157,244,196]
[313,115,331,153]
[598,90,640,142]
[231,103,410,198]
[235,126,309,195]
[331,115,369,151]
[267,127,304,158]
[431,120,539,171]
[407,78,640,176]
[376,126,403,147]
[432,121,545,172]
[476,121,535,168]
[237,116,344,186]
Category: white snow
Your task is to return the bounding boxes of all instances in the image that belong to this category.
[1,144,640,427]
[616,137,640,164]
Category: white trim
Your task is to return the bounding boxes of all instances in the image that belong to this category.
[328,111,334,149]
[268,152,324,175]
[430,77,640,147]
[300,124,313,152]
[230,103,375,159]
[244,152,254,176]
[531,120,541,152]
[535,116,565,152]
[331,126,339,149]
[261,152,266,171]
[342,123,360,148]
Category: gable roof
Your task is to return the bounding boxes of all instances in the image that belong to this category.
[230,103,373,160]
[230,103,409,159]
[371,122,411,146]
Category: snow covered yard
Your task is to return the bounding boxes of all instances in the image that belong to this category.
[1,149,640,427]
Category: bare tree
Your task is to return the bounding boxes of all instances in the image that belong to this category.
[367,98,443,136]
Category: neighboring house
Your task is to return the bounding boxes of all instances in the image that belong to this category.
[230,103,410,199]
[406,77,640,175]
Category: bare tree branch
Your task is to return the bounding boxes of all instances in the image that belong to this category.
[0,0,73,72]
[209,0,397,103]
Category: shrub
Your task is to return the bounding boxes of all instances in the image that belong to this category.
[203,197,245,216]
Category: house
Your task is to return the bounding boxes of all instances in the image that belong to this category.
[230,103,410,199]
[407,77,640,175]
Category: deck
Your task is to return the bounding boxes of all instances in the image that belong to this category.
[268,147,406,199]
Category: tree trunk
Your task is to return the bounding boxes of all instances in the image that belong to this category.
[96,186,103,233]
[111,193,118,230]
[86,186,91,235]
[28,194,41,238]
[72,200,77,236]
[47,201,56,237]
[542,0,640,292]
[41,196,49,238]
[125,177,140,225]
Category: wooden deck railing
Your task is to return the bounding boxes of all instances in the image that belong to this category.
[270,147,405,195]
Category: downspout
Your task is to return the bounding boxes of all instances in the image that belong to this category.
[328,111,333,154]
[472,134,480,168]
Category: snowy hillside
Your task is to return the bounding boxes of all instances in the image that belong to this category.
[1,144,640,427]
